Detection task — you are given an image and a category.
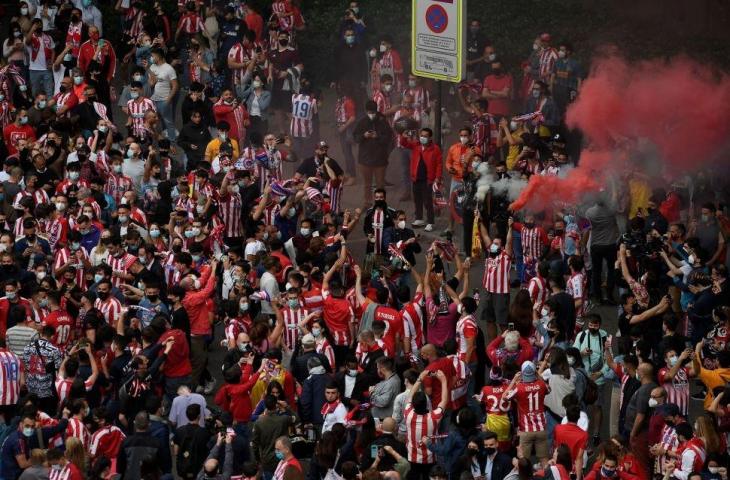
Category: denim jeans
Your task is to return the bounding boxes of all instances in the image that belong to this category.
[155,97,178,141]
[29,69,54,97]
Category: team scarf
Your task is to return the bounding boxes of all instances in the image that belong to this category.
[512,110,545,124]
[320,400,341,416]
[430,240,456,262]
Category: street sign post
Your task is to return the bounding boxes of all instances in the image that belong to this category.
[411,0,466,83]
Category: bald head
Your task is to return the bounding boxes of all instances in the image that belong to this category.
[637,363,654,383]
[420,344,437,360]
[381,417,396,435]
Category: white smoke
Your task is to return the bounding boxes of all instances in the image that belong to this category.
[474,162,528,202]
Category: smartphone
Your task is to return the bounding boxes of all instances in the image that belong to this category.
[508,322,514,331]
[370,444,379,459]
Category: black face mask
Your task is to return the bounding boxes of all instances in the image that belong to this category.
[279,39,289,46]
[483,447,496,456]
[59,85,67,93]
[374,200,387,209]
[468,448,479,456]
[97,291,109,300]
[524,222,534,229]
[172,245,182,254]
[71,15,80,23]
[26,234,36,242]
[147,294,158,302]
[87,96,97,102]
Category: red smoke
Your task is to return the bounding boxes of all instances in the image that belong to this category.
[510,56,730,211]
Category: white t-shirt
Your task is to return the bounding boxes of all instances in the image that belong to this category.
[149,62,177,101]
[122,157,145,188]
[26,34,55,71]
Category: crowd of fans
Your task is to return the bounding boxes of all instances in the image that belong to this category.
[0,1,728,480]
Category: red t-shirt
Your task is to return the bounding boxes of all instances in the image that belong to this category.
[480,383,510,415]
[374,305,402,349]
[43,309,75,350]
[482,74,513,116]
[158,329,192,378]
[322,289,354,346]
[423,357,456,408]
[2,124,36,156]
[554,422,588,470]
[506,380,548,432]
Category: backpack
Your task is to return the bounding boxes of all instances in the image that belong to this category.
[578,368,599,405]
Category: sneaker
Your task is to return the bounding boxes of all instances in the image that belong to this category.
[424,224,434,232]
[203,379,216,395]
[412,220,425,227]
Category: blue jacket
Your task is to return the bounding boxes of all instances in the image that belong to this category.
[1,420,68,480]
[298,372,331,425]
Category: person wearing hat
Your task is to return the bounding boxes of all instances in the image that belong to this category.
[116,412,164,480]
[504,361,550,465]
[292,332,332,384]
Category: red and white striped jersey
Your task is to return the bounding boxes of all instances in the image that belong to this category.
[402,87,430,120]
[55,376,94,404]
[290,94,317,138]
[126,98,156,139]
[654,424,678,476]
[455,314,478,363]
[404,404,444,464]
[567,272,587,317]
[94,297,123,327]
[90,425,126,460]
[227,42,253,85]
[401,293,425,353]
[482,252,512,294]
[130,206,147,227]
[448,354,470,408]
[302,288,324,313]
[538,48,559,81]
[271,0,294,30]
[315,338,335,370]
[224,317,250,344]
[261,202,281,227]
[505,380,548,432]
[108,253,138,288]
[324,181,343,215]
[516,225,548,261]
[470,113,499,155]
[371,209,386,255]
[372,90,392,117]
[177,12,205,34]
[281,307,307,351]
[218,192,243,238]
[46,217,68,253]
[66,417,90,448]
[55,178,90,197]
[122,8,145,38]
[658,367,690,416]
[0,350,22,406]
[49,463,82,480]
[335,96,355,126]
[13,189,49,211]
[527,275,549,312]
[53,247,89,288]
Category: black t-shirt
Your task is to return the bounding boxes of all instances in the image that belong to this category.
[173,424,211,478]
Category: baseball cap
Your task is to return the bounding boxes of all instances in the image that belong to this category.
[521,361,537,382]
[301,334,315,346]
[317,140,329,148]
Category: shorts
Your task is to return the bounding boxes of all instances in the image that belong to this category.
[485,414,511,441]
[518,430,549,460]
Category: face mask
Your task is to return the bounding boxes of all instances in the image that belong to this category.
[379,43,388,52]
[219,132,228,141]
[133,74,144,82]
[708,468,719,474]
[701,214,709,222]
[457,304,463,314]
[22,427,33,437]
[532,89,541,98]
[541,307,549,317]
[300,228,311,237]
[367,113,376,120]
[419,136,429,145]
[275,451,285,461]
[55,202,67,212]
[39,297,48,308]
[533,42,539,51]
[408,80,417,89]
[252,79,263,89]
[397,220,406,229]
[383,84,393,93]
[126,148,135,158]
[648,398,659,408]
[238,342,250,352]
[74,76,84,85]
[567,356,575,366]
[69,172,80,181]
[668,355,678,367]
[71,242,80,250]
[687,255,696,265]
[193,278,201,290]
[19,84,27,92]
[287,299,299,309]
[192,254,201,263]
[239,302,249,312]
[94,273,104,283]
[345,35,355,45]
[118,215,129,223]
[196,205,205,215]
[0,95,5,102]
[20,7,29,15]
[635,372,641,381]
[347,368,357,377]
[588,327,600,335]
[130,91,140,100]
[279,38,289,46]
[489,243,499,254]
[601,468,616,478]
[558,50,566,58]
[191,228,201,237]
[312,327,321,337]
[19,116,28,125]
[483,447,496,456]
[468,448,479,456]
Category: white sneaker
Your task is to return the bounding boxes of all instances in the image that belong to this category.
[424,224,434,232]
[412,220,425,227]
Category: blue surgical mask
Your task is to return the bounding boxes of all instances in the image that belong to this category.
[130,91,140,99]
[275,451,285,461]
[126,148,134,158]
[71,242,80,250]
[6,292,16,300]
[94,273,104,283]
[239,302,249,312]
[311,327,321,337]
[22,427,34,437]
[118,215,129,223]
[150,229,161,238]
[184,230,195,238]
[192,254,201,263]
[37,100,47,109]
[287,299,299,309]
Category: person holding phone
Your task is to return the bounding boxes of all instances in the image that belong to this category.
[404,369,448,480]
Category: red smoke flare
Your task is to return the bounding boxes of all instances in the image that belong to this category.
[510,56,730,211]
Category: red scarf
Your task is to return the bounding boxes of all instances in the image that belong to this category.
[320,400,341,416]
[30,33,54,68]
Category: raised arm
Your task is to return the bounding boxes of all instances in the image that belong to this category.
[353,265,367,306]
[505,217,514,257]
[436,370,448,410]
[618,244,636,285]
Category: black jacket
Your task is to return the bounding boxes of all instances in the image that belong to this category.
[117,430,163,480]
[361,434,408,471]
[178,121,212,168]
[333,370,370,406]
[353,112,394,166]
[291,349,332,385]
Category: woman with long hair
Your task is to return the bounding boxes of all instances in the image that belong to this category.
[694,414,722,456]
[509,288,534,338]
[540,347,576,447]
[65,437,87,474]
[250,380,287,421]
[308,430,340,480]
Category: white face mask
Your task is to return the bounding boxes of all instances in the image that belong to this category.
[489,243,499,253]
[300,228,311,237]
[397,220,406,229]
[708,467,719,474]
[558,50,566,58]
[383,84,392,93]
[510,121,518,131]
[379,44,387,53]
[567,357,575,366]
[367,113,376,120]
[408,80,417,88]
[687,255,696,265]
[457,304,463,314]
[648,398,659,408]
[540,307,549,317]
[459,136,469,145]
